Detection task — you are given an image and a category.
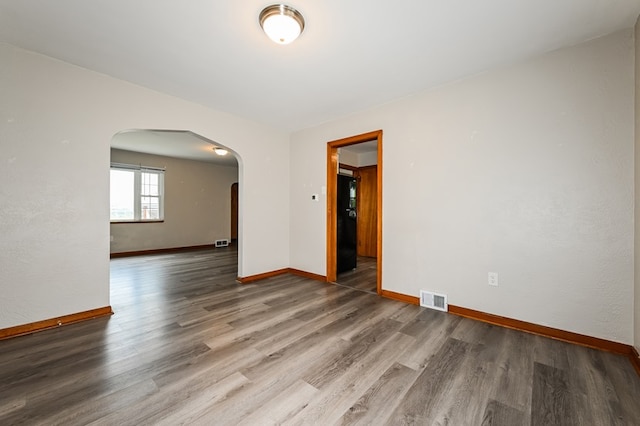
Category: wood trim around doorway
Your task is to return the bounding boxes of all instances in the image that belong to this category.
[326,130,383,294]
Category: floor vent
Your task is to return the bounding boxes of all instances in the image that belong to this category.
[215,239,230,248]
[420,290,448,312]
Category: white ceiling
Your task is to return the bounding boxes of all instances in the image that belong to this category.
[111,130,239,166]
[1,0,640,136]
[340,140,378,155]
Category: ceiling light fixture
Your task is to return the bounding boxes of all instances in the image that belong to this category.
[259,4,305,45]
[213,147,228,156]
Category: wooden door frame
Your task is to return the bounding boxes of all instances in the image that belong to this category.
[326,130,383,294]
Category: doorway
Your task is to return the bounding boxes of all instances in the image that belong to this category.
[326,130,382,294]
[231,182,238,244]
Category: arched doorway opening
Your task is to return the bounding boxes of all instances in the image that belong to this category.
[109,129,242,276]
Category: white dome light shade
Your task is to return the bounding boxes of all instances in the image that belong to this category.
[259,4,305,45]
[262,14,300,44]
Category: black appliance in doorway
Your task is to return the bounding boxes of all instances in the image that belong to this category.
[337,174,357,274]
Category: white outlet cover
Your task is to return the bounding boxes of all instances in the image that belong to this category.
[488,272,498,286]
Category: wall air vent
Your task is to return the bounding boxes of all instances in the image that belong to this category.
[419,290,448,312]
[215,239,230,248]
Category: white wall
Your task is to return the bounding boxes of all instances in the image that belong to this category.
[337,148,359,168]
[290,30,635,344]
[338,148,377,168]
[110,149,238,253]
[634,18,640,354]
[0,43,290,329]
[358,151,378,167]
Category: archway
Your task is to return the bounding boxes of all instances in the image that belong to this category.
[109,129,242,276]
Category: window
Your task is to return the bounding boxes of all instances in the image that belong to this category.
[110,163,164,222]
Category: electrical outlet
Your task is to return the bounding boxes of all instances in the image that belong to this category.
[488,272,498,287]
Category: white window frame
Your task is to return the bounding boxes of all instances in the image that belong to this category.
[110,163,165,222]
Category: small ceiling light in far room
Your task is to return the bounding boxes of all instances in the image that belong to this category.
[214,147,228,156]
[259,4,305,45]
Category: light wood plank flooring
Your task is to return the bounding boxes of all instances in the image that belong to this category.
[1,247,639,425]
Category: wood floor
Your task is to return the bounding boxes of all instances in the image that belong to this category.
[336,256,377,293]
[1,247,639,425]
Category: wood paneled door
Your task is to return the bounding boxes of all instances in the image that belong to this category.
[231,182,238,242]
[356,165,377,258]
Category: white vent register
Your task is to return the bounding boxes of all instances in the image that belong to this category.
[420,290,448,312]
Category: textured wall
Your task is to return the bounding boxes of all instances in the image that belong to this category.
[110,149,238,253]
[290,30,635,343]
[0,43,289,329]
